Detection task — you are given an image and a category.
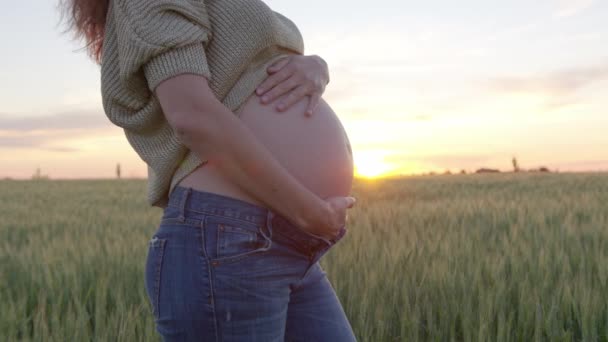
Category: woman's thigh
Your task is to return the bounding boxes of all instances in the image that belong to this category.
[144,221,216,341]
[202,214,310,341]
[145,214,312,341]
[284,262,357,342]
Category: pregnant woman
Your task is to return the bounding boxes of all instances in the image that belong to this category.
[62,0,356,340]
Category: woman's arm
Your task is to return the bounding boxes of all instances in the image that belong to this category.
[105,0,355,233]
[153,73,352,236]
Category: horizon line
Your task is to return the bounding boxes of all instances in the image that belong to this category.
[2,169,608,181]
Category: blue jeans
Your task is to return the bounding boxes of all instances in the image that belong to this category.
[144,186,357,341]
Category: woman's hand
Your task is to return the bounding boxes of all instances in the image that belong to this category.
[300,195,356,241]
[255,54,330,117]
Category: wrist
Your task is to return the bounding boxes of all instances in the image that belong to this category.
[293,195,330,232]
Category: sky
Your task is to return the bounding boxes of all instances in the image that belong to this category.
[1,0,607,179]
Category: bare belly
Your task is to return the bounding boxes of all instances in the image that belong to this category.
[177,91,354,207]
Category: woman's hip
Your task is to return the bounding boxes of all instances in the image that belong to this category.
[157,185,347,262]
[144,185,350,340]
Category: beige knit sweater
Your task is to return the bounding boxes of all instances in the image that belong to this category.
[100,0,305,208]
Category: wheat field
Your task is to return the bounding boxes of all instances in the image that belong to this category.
[1,173,607,341]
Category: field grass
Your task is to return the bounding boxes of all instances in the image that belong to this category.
[1,173,607,341]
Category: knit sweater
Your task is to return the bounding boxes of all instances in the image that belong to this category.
[100,0,305,208]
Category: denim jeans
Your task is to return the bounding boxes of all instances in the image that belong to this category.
[144,186,357,341]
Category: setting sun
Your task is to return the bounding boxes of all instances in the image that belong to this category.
[353,150,396,178]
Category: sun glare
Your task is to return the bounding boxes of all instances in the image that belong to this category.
[353,150,395,179]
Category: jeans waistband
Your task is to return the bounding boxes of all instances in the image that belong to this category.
[166,186,341,249]
[167,185,271,226]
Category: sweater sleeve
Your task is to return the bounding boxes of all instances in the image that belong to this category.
[110,0,213,93]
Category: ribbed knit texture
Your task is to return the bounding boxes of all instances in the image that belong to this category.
[100,0,305,208]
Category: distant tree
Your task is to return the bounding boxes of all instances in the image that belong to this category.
[538,166,550,173]
[32,167,49,180]
[460,169,467,175]
[444,170,452,175]
[116,163,121,179]
[512,156,520,172]
[476,168,500,174]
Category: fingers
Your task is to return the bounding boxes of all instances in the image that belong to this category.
[267,56,290,74]
[256,55,329,115]
[259,75,300,106]
[318,228,341,242]
[276,84,310,112]
[328,223,347,241]
[305,92,321,117]
[256,67,293,100]
[345,196,356,208]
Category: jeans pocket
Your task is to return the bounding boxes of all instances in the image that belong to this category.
[204,215,272,265]
[144,236,167,319]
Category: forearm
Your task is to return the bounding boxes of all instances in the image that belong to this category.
[176,95,329,230]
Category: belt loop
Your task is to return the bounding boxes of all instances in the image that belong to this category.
[264,209,274,241]
[178,187,191,223]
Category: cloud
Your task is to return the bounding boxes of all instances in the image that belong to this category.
[0,109,113,132]
[488,62,608,95]
[485,60,608,110]
[554,0,596,18]
[0,108,117,151]
[44,146,81,152]
[487,22,540,42]
[0,133,82,152]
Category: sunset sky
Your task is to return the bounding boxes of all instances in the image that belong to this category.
[1,0,607,179]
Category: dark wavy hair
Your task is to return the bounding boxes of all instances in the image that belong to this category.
[56,0,110,64]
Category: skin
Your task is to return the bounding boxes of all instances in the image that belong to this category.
[254,54,354,235]
[171,54,354,239]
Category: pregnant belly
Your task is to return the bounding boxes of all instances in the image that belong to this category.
[178,90,354,205]
[237,92,354,199]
